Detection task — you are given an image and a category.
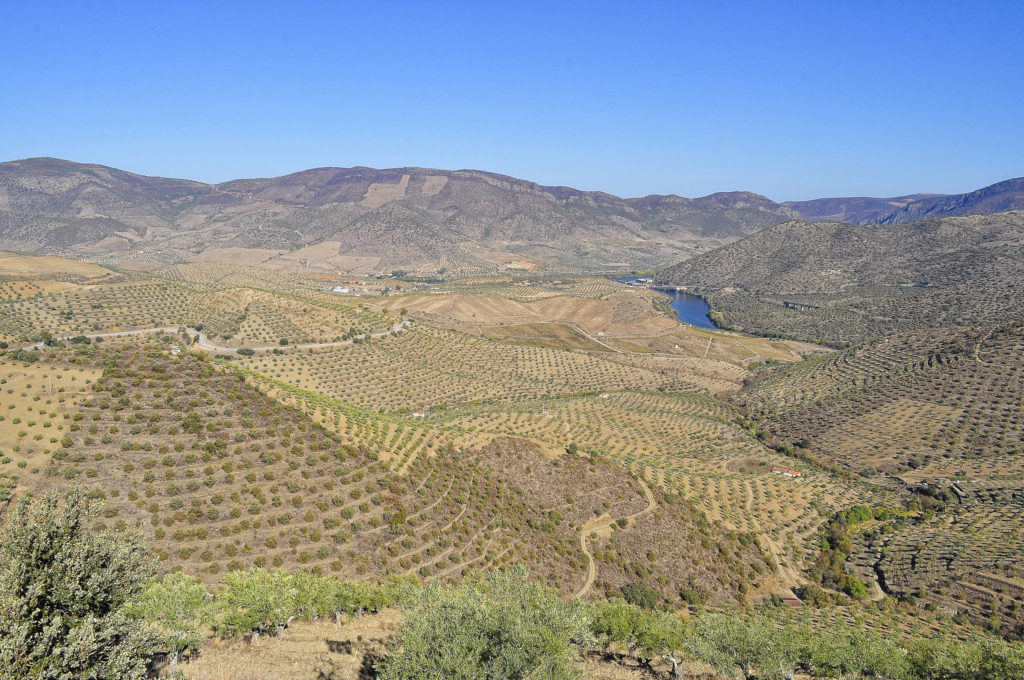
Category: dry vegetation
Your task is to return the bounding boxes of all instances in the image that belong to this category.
[656,211,1024,345]
[0,255,394,346]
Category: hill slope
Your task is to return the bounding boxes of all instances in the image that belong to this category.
[0,157,798,275]
[735,323,1024,627]
[784,193,942,224]
[655,211,1024,344]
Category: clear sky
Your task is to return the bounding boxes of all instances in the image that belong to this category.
[1,1,1021,201]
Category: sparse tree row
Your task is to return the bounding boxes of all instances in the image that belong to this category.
[2,492,1021,680]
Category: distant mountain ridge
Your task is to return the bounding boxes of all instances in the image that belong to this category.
[782,193,943,224]
[785,176,1024,224]
[0,157,799,275]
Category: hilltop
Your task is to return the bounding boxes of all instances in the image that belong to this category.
[655,211,1024,344]
[0,157,798,276]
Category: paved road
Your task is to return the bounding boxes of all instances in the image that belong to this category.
[13,320,412,353]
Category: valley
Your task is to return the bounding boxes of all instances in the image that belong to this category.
[2,201,1023,677]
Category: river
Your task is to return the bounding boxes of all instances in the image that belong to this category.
[658,289,716,330]
[613,277,716,330]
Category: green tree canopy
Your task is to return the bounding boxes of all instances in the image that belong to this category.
[0,491,159,680]
[376,566,594,680]
[128,571,209,671]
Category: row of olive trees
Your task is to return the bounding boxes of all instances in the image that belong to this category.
[128,566,417,672]
[377,570,1024,680]
[2,492,1022,680]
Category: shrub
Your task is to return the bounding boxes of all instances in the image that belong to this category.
[376,567,592,680]
[129,572,209,672]
[0,491,159,679]
[621,581,661,609]
[214,569,296,638]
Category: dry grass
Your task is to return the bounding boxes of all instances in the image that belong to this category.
[178,611,398,680]
[0,251,116,280]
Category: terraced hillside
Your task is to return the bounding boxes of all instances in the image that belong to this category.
[870,497,1024,636]
[736,323,1024,635]
[9,255,964,620]
[0,342,772,608]
[655,211,1024,345]
[232,322,860,587]
[233,325,718,410]
[737,324,1024,482]
[0,254,394,346]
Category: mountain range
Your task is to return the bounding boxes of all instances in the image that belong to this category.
[2,157,1021,276]
[0,157,796,275]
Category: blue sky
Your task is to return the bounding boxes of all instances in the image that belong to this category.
[1,1,1021,200]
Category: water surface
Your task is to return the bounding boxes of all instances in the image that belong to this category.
[658,289,716,330]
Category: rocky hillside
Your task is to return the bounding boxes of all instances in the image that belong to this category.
[876,177,1024,224]
[0,158,798,275]
[655,211,1024,344]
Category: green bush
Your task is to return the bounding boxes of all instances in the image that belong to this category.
[620,581,661,609]
[215,569,297,638]
[128,572,209,672]
[0,491,159,679]
[377,566,593,680]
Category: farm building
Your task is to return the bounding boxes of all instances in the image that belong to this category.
[771,466,801,478]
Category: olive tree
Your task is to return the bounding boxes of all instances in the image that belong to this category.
[0,491,160,680]
[130,572,210,672]
[214,568,297,639]
[686,613,801,680]
[808,627,909,680]
[591,598,688,677]
[907,635,1024,680]
[376,566,593,680]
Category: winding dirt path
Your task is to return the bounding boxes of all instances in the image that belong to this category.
[973,327,994,365]
[574,477,657,599]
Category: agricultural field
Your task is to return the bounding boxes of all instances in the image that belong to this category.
[0,255,395,346]
[870,498,1024,632]
[5,253,1022,650]
[735,323,1024,636]
[233,324,731,409]
[737,324,1024,481]
[0,341,773,609]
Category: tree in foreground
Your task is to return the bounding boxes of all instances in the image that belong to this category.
[376,566,594,680]
[0,491,159,680]
[808,627,909,680]
[686,613,802,680]
[129,571,210,673]
[591,597,688,677]
[215,568,297,639]
[907,635,1024,680]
